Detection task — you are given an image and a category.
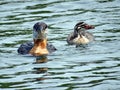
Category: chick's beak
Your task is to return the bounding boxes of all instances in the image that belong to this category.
[84,24,95,29]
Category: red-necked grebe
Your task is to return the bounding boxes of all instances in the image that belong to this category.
[17,22,56,56]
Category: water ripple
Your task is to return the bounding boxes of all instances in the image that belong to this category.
[0,0,120,90]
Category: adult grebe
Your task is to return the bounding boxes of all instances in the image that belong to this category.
[67,22,95,46]
[17,22,56,56]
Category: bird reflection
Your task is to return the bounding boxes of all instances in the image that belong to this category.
[33,55,48,81]
[34,55,48,64]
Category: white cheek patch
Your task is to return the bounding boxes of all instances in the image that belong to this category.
[77,26,81,30]
[44,30,47,34]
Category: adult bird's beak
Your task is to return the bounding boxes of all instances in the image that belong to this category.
[29,22,49,56]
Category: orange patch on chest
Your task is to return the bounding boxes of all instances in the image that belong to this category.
[29,39,49,56]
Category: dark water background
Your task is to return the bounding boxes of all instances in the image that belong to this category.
[0,0,120,90]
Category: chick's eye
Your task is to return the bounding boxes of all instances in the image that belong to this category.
[81,25,85,28]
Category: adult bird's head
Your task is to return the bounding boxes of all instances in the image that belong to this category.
[33,22,48,40]
[29,22,49,56]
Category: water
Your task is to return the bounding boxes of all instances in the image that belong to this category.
[0,0,120,90]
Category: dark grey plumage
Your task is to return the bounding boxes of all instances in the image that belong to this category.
[17,42,57,55]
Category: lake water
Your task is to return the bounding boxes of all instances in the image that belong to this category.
[0,0,120,90]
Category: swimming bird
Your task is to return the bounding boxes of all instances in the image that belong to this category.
[67,22,95,46]
[17,22,56,56]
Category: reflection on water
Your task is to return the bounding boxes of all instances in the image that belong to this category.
[33,56,48,81]
[0,0,120,90]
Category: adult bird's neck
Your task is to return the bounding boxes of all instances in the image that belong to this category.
[29,39,49,56]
